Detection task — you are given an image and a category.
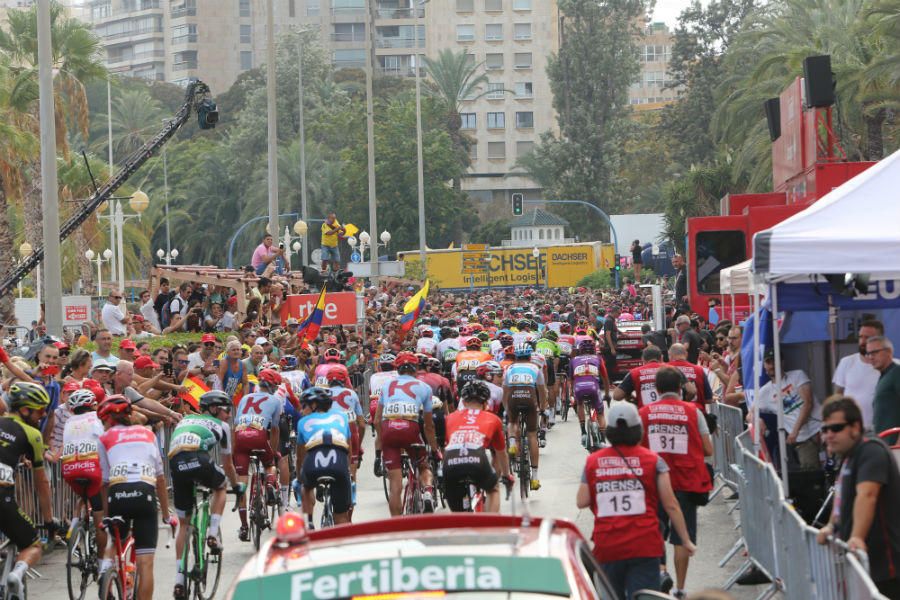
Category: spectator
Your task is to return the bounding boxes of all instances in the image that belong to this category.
[602,305,620,377]
[187,333,219,384]
[672,254,688,312]
[154,278,174,328]
[817,396,900,598]
[673,315,703,365]
[243,344,265,378]
[251,233,285,276]
[61,348,92,382]
[112,360,181,425]
[631,239,643,282]
[168,282,192,327]
[138,289,161,332]
[668,343,713,409]
[320,211,345,272]
[833,320,884,430]
[117,338,138,363]
[33,342,61,444]
[867,335,900,443]
[756,351,821,470]
[90,329,119,368]
[100,290,129,336]
[204,302,235,333]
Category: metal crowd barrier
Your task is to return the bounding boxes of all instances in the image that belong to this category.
[718,428,888,599]
[709,402,743,501]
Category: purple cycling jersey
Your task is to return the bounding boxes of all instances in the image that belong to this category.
[569,354,604,404]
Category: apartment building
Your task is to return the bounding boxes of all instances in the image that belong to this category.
[629,21,678,111]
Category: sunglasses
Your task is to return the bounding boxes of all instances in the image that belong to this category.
[821,422,852,434]
[867,348,888,356]
[177,359,189,364]
[204,343,215,347]
[111,296,123,300]
[59,351,70,357]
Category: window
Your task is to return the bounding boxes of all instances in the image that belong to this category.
[92,2,111,19]
[333,48,366,68]
[456,0,474,11]
[465,53,476,68]
[333,22,365,42]
[487,141,506,159]
[696,230,747,294]
[516,111,534,128]
[641,44,669,62]
[456,24,475,41]
[240,24,251,43]
[513,0,532,9]
[514,23,532,40]
[515,81,533,97]
[486,82,505,99]
[289,0,295,17]
[460,113,476,129]
[172,23,197,43]
[485,53,503,70]
[514,52,532,68]
[240,50,253,70]
[306,0,320,16]
[644,71,665,86]
[238,0,250,17]
[332,0,364,11]
[539,229,544,240]
[487,112,505,129]
[485,0,502,10]
[485,23,503,40]
[468,143,478,160]
[516,140,534,156]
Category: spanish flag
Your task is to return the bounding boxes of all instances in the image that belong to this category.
[400,280,430,334]
[297,286,327,344]
[179,375,209,410]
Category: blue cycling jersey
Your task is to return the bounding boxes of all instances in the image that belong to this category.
[235,392,283,432]
[296,411,350,450]
[378,375,433,421]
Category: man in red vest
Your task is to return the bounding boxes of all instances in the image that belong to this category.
[612,346,664,408]
[667,343,713,412]
[577,401,695,599]
[639,367,713,598]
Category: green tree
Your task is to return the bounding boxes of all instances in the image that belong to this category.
[423,48,490,158]
[91,87,165,163]
[661,161,734,253]
[469,219,511,247]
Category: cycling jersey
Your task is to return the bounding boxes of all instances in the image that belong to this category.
[443,408,503,511]
[313,363,349,388]
[504,361,543,432]
[281,369,311,397]
[437,338,460,362]
[296,410,351,451]
[330,385,364,461]
[445,409,505,453]
[296,411,353,514]
[456,382,503,414]
[234,391,283,432]
[369,369,398,419]
[416,337,438,356]
[0,415,44,483]
[557,335,575,357]
[167,413,232,458]
[534,339,560,361]
[569,354,607,410]
[98,425,165,487]
[511,331,535,347]
[378,375,433,421]
[417,372,453,406]
[61,412,105,498]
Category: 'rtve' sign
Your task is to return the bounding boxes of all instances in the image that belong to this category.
[280,292,357,326]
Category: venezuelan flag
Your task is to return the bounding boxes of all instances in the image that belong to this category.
[179,375,209,410]
[400,280,430,334]
[297,286,327,343]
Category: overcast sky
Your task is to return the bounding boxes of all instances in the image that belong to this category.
[652,0,699,27]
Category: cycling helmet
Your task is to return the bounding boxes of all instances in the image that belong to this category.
[299,387,333,411]
[280,355,298,370]
[459,325,471,336]
[431,395,444,411]
[469,323,484,333]
[516,319,530,330]
[323,348,341,362]
[327,369,350,386]
[513,343,533,359]
[498,333,514,347]
[82,378,106,405]
[439,327,451,339]
[200,390,232,411]
[415,353,430,367]
[465,337,482,350]
[460,381,490,404]
[97,395,131,422]
[420,328,434,337]
[8,382,50,412]
[476,331,490,342]
[543,329,559,342]
[67,388,97,411]
[575,327,587,335]
[425,357,442,373]
[379,353,396,368]
[560,323,572,334]
[257,368,283,389]
[476,361,503,379]
[578,339,596,353]
[503,345,516,357]
[501,319,514,329]
[394,351,419,370]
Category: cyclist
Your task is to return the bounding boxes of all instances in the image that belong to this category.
[312,348,347,388]
[415,327,438,356]
[535,330,561,428]
[233,368,283,541]
[60,388,107,557]
[296,388,352,527]
[276,357,306,508]
[475,361,504,415]
[374,351,440,516]
[443,382,512,513]
[168,390,242,598]
[502,343,545,490]
[453,337,492,395]
[370,354,397,478]
[326,370,366,505]
[0,382,56,598]
[570,339,610,447]
[97,395,172,600]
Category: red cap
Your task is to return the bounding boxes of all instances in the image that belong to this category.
[325,336,338,345]
[134,356,160,370]
[226,296,237,305]
[201,333,216,343]
[118,339,136,350]
[132,314,144,322]
[54,341,70,350]
[62,381,82,393]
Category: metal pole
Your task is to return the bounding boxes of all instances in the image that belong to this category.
[36,264,42,308]
[163,144,171,265]
[297,32,309,267]
[96,257,102,298]
[364,0,379,278]
[770,282,790,497]
[413,1,427,271]
[37,0,63,336]
[107,78,116,285]
[116,201,126,294]
[265,0,279,239]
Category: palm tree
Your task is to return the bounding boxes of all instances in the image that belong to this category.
[0,1,106,251]
[423,49,490,160]
[57,154,109,292]
[91,87,165,163]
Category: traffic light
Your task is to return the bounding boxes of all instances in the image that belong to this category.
[511,193,524,216]
[614,254,621,271]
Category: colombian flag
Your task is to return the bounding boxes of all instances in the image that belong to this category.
[179,375,209,410]
[297,286,327,343]
[400,280,430,334]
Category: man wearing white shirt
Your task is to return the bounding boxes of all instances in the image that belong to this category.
[138,289,161,331]
[833,320,884,430]
[100,291,129,336]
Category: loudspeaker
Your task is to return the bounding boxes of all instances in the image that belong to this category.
[803,55,835,108]
[764,98,781,141]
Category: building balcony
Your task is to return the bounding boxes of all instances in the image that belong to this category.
[101,26,164,41]
[333,59,366,69]
[376,37,424,49]
[170,4,197,18]
[376,7,424,19]
[172,60,198,71]
[171,33,198,44]
[107,49,165,65]
[377,66,423,77]
[330,33,365,43]
[92,2,162,24]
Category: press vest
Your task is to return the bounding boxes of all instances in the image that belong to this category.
[629,362,663,408]
[668,359,709,411]
[639,398,711,494]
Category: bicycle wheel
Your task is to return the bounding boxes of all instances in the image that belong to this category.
[560,380,570,422]
[381,469,391,503]
[195,528,221,600]
[320,487,334,529]
[66,520,95,600]
[97,570,124,600]
[248,469,264,551]
[178,526,195,600]
[518,420,530,500]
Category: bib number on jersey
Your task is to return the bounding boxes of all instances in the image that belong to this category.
[62,440,99,458]
[574,364,598,377]
[508,372,535,385]
[596,489,645,517]
[648,425,688,455]
[458,359,480,370]
[383,401,418,420]
[109,462,156,484]
[170,432,202,455]
[0,463,14,486]
[640,383,659,404]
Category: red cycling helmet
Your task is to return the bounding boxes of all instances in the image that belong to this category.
[258,368,283,388]
[98,395,131,422]
[323,348,341,362]
[465,337,482,350]
[503,345,516,357]
[327,369,350,386]
[560,323,572,334]
[394,351,419,368]
[420,328,434,337]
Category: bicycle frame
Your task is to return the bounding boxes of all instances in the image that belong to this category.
[401,454,422,515]
[179,489,211,590]
[106,519,136,600]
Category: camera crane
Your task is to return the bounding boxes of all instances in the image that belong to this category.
[0,79,218,298]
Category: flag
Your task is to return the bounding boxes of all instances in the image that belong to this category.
[343,223,359,238]
[179,375,209,410]
[400,280,430,334]
[297,286,327,343]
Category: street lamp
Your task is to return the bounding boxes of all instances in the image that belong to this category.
[353,230,391,263]
[282,219,308,269]
[18,242,33,300]
[532,246,540,288]
[100,190,150,293]
[156,248,179,265]
[85,248,113,297]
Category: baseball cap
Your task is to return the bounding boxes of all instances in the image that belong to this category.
[607,401,641,428]
[201,333,216,344]
[134,356,160,370]
[286,318,299,327]
[62,381,82,393]
[91,363,116,374]
[132,314,145,323]
[764,349,776,361]
[118,339,136,350]
[255,336,269,346]
[54,341,70,350]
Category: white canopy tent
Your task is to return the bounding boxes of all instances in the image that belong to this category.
[749,147,900,495]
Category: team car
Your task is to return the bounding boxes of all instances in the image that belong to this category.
[225,513,618,599]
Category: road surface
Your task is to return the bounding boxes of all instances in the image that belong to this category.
[31,414,764,598]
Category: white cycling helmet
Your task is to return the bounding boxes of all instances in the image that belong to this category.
[67,388,97,411]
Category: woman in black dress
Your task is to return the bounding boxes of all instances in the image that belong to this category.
[630,239,643,282]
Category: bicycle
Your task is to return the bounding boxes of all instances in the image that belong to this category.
[314,476,335,529]
[0,523,51,600]
[557,374,570,422]
[98,516,136,600]
[66,479,100,600]
[583,402,606,452]
[246,453,273,551]
[513,405,532,501]
[402,444,429,515]
[177,486,241,600]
